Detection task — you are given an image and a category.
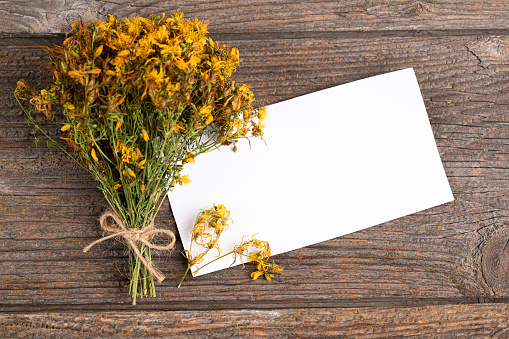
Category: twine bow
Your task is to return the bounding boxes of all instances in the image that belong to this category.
[83,210,176,282]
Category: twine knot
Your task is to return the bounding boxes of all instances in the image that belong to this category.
[83,210,176,282]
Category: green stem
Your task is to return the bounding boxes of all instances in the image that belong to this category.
[129,248,140,305]
[16,96,90,173]
[197,250,236,271]
[178,265,191,288]
[179,250,236,287]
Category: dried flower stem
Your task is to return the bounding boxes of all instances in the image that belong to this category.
[179,204,281,287]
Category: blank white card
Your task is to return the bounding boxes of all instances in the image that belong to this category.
[168,68,454,276]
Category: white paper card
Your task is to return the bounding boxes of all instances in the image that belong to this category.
[168,68,454,276]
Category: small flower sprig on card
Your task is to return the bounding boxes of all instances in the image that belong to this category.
[179,204,282,287]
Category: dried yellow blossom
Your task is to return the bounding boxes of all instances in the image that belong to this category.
[91,148,98,161]
[63,102,75,110]
[173,57,188,71]
[141,129,150,142]
[172,123,186,134]
[258,106,267,121]
[95,45,103,56]
[179,204,281,287]
[182,152,195,165]
[251,271,263,280]
[199,105,213,116]
[176,174,191,185]
[127,168,136,178]
[118,49,130,57]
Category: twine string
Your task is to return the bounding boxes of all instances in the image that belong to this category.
[83,210,176,282]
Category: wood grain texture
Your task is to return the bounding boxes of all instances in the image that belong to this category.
[1,303,509,338]
[2,1,509,34]
[1,32,509,312]
[2,0,509,335]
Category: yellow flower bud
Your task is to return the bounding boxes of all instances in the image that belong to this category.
[127,168,136,178]
[199,105,212,116]
[251,271,263,280]
[141,129,150,142]
[63,102,75,110]
[118,49,130,57]
[95,45,103,56]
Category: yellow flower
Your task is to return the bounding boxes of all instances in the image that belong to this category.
[113,183,122,189]
[232,96,241,111]
[118,49,130,57]
[145,67,166,84]
[173,57,188,71]
[141,129,150,142]
[113,57,127,66]
[258,106,268,121]
[251,271,263,280]
[95,45,103,56]
[115,119,122,131]
[177,174,191,185]
[215,204,228,218]
[91,148,98,162]
[121,145,132,163]
[172,123,186,134]
[63,102,75,110]
[140,184,145,193]
[205,114,213,125]
[182,152,195,164]
[229,47,239,61]
[127,168,136,178]
[61,124,71,131]
[199,105,212,116]
[159,44,182,55]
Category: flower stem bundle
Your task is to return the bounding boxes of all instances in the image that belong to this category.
[15,12,266,304]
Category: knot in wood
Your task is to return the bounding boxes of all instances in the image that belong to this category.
[481,227,509,294]
[407,1,433,17]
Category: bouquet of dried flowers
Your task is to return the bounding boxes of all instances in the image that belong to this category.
[15,12,266,304]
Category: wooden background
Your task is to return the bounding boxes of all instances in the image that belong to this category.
[2,0,509,337]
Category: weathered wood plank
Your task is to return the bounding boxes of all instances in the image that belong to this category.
[1,33,509,311]
[2,1,509,34]
[1,303,509,338]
